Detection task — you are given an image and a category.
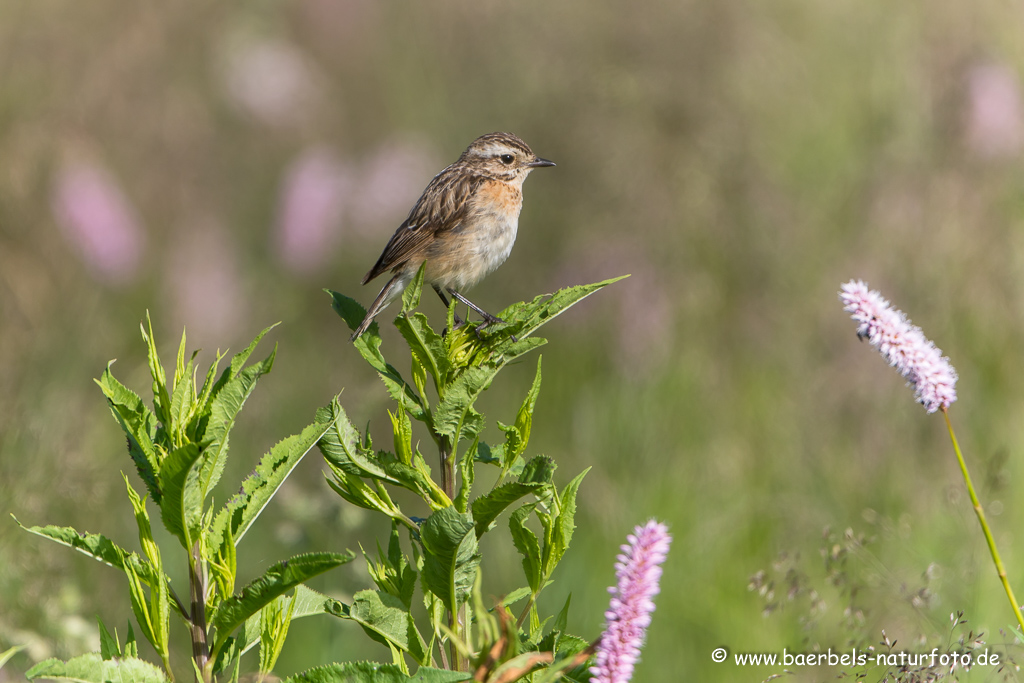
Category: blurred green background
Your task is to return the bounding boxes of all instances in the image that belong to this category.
[3,1,1024,681]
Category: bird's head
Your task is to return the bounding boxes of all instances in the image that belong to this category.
[460,132,555,184]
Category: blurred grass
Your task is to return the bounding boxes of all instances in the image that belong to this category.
[3,0,1024,680]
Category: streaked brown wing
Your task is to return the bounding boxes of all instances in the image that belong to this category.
[361,165,482,284]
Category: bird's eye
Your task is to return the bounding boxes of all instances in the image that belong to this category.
[499,153,515,165]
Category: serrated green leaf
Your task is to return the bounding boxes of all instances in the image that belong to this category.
[142,313,172,434]
[401,262,426,313]
[431,366,494,444]
[328,290,426,420]
[200,331,277,503]
[119,549,157,652]
[324,467,414,528]
[208,402,337,556]
[365,524,418,609]
[500,586,532,607]
[467,569,497,647]
[453,438,477,514]
[124,624,138,659]
[259,590,297,674]
[518,456,557,486]
[419,507,479,615]
[531,632,593,683]
[169,351,196,447]
[173,327,188,389]
[552,593,572,635]
[209,521,236,600]
[544,469,589,577]
[194,350,227,421]
[123,475,160,569]
[150,564,170,663]
[506,356,542,472]
[496,422,522,471]
[283,661,472,683]
[509,505,542,593]
[496,276,629,341]
[378,452,450,509]
[318,398,399,483]
[97,618,119,660]
[26,652,169,683]
[334,590,429,666]
[470,481,544,538]
[157,443,202,548]
[390,404,414,467]
[210,324,279,395]
[14,517,158,586]
[430,277,625,395]
[318,398,448,509]
[432,334,545,448]
[215,584,334,674]
[474,442,499,466]
[95,367,162,502]
[211,551,353,650]
[395,312,451,394]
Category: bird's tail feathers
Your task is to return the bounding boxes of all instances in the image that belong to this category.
[350,274,403,341]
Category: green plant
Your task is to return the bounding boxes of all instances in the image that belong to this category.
[16,316,353,683]
[316,268,625,681]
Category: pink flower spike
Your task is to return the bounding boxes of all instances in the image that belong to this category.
[840,280,958,413]
[591,520,671,683]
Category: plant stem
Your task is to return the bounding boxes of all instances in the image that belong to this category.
[435,433,462,669]
[942,408,1024,633]
[189,540,211,683]
[439,435,454,502]
[516,594,537,630]
[449,609,463,671]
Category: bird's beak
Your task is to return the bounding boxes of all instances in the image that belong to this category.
[527,157,556,168]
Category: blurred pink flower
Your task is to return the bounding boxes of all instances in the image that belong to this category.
[350,137,439,234]
[275,147,352,273]
[221,39,320,127]
[51,159,145,284]
[965,63,1024,159]
[840,280,957,413]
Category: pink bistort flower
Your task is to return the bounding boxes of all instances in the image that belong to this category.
[840,280,958,413]
[591,520,671,683]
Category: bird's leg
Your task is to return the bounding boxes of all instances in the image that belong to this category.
[433,285,465,332]
[447,288,517,341]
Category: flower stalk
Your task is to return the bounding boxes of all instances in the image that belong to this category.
[840,279,1024,634]
[942,408,1024,633]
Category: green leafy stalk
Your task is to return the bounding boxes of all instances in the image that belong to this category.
[210,551,354,658]
[22,319,362,681]
[943,408,1024,633]
[259,591,299,677]
[322,276,624,674]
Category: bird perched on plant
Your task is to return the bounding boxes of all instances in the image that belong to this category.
[350,132,555,341]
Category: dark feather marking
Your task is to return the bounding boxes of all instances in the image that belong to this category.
[361,167,485,284]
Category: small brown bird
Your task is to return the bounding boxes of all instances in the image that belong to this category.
[350,132,555,341]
